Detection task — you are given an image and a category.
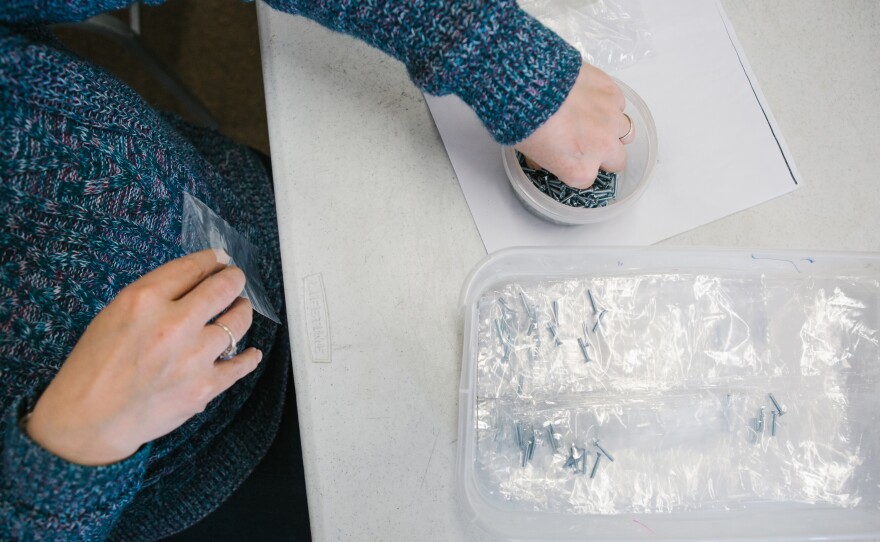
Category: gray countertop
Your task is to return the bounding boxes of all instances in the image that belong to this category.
[257,1,880,539]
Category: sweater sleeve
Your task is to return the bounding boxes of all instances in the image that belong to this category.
[0,1,163,25]
[1,391,152,541]
[262,0,583,145]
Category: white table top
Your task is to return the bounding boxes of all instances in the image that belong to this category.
[256,1,880,539]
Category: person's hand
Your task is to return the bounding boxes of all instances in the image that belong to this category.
[515,63,635,189]
[25,249,263,466]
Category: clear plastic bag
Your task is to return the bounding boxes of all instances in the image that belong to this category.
[473,272,880,514]
[519,0,653,71]
[180,192,281,324]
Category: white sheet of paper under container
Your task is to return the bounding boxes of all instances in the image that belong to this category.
[425,0,801,252]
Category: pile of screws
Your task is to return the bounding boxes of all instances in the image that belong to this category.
[577,289,608,363]
[517,151,618,209]
[562,438,616,479]
[510,417,617,480]
[495,288,611,365]
[752,393,786,442]
[515,423,537,468]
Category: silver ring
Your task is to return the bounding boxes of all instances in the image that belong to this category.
[619,112,633,140]
[212,322,237,360]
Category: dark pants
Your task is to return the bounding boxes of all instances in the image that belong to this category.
[161,368,312,542]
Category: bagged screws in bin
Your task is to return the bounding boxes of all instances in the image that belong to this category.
[472,267,878,514]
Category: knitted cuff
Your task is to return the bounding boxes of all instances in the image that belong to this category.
[414,3,583,145]
[1,391,151,530]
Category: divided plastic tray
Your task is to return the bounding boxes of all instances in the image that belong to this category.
[457,247,880,541]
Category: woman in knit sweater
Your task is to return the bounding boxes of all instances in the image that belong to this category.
[0,1,633,540]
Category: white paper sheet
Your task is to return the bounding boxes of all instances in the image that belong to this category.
[425,0,801,252]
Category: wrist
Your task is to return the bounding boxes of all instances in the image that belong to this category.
[25,401,139,466]
[417,3,582,145]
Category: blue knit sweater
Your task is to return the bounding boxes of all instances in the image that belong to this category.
[0,2,580,540]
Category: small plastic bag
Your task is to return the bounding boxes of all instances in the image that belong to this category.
[520,0,653,71]
[180,192,281,324]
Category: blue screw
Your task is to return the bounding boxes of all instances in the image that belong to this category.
[769,393,786,416]
[546,425,560,451]
[564,446,576,469]
[587,289,598,315]
[577,337,591,363]
[494,319,506,344]
[590,453,602,479]
[594,439,615,462]
[547,323,562,346]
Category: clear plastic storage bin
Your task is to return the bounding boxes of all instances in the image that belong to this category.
[457,247,880,540]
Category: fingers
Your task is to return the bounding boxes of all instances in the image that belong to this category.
[556,161,599,190]
[212,347,263,394]
[201,296,254,359]
[134,249,230,301]
[524,156,543,170]
[179,265,247,321]
[600,141,628,173]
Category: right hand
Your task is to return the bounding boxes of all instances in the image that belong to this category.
[515,63,635,189]
[25,249,263,466]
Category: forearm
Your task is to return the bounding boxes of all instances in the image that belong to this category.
[1,391,150,541]
[263,0,582,145]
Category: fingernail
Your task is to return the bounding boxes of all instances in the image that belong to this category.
[255,348,263,362]
[213,248,230,265]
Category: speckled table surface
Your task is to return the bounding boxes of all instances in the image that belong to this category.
[257,1,880,540]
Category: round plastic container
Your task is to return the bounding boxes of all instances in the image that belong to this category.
[502,79,658,225]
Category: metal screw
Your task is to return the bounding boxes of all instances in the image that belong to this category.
[546,424,560,451]
[771,410,778,436]
[577,337,591,363]
[552,299,560,324]
[590,452,603,479]
[519,291,537,336]
[769,393,786,416]
[757,407,765,433]
[594,439,615,462]
[527,430,536,461]
[547,323,562,346]
[587,289,598,315]
[564,446,577,469]
[494,319,506,344]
